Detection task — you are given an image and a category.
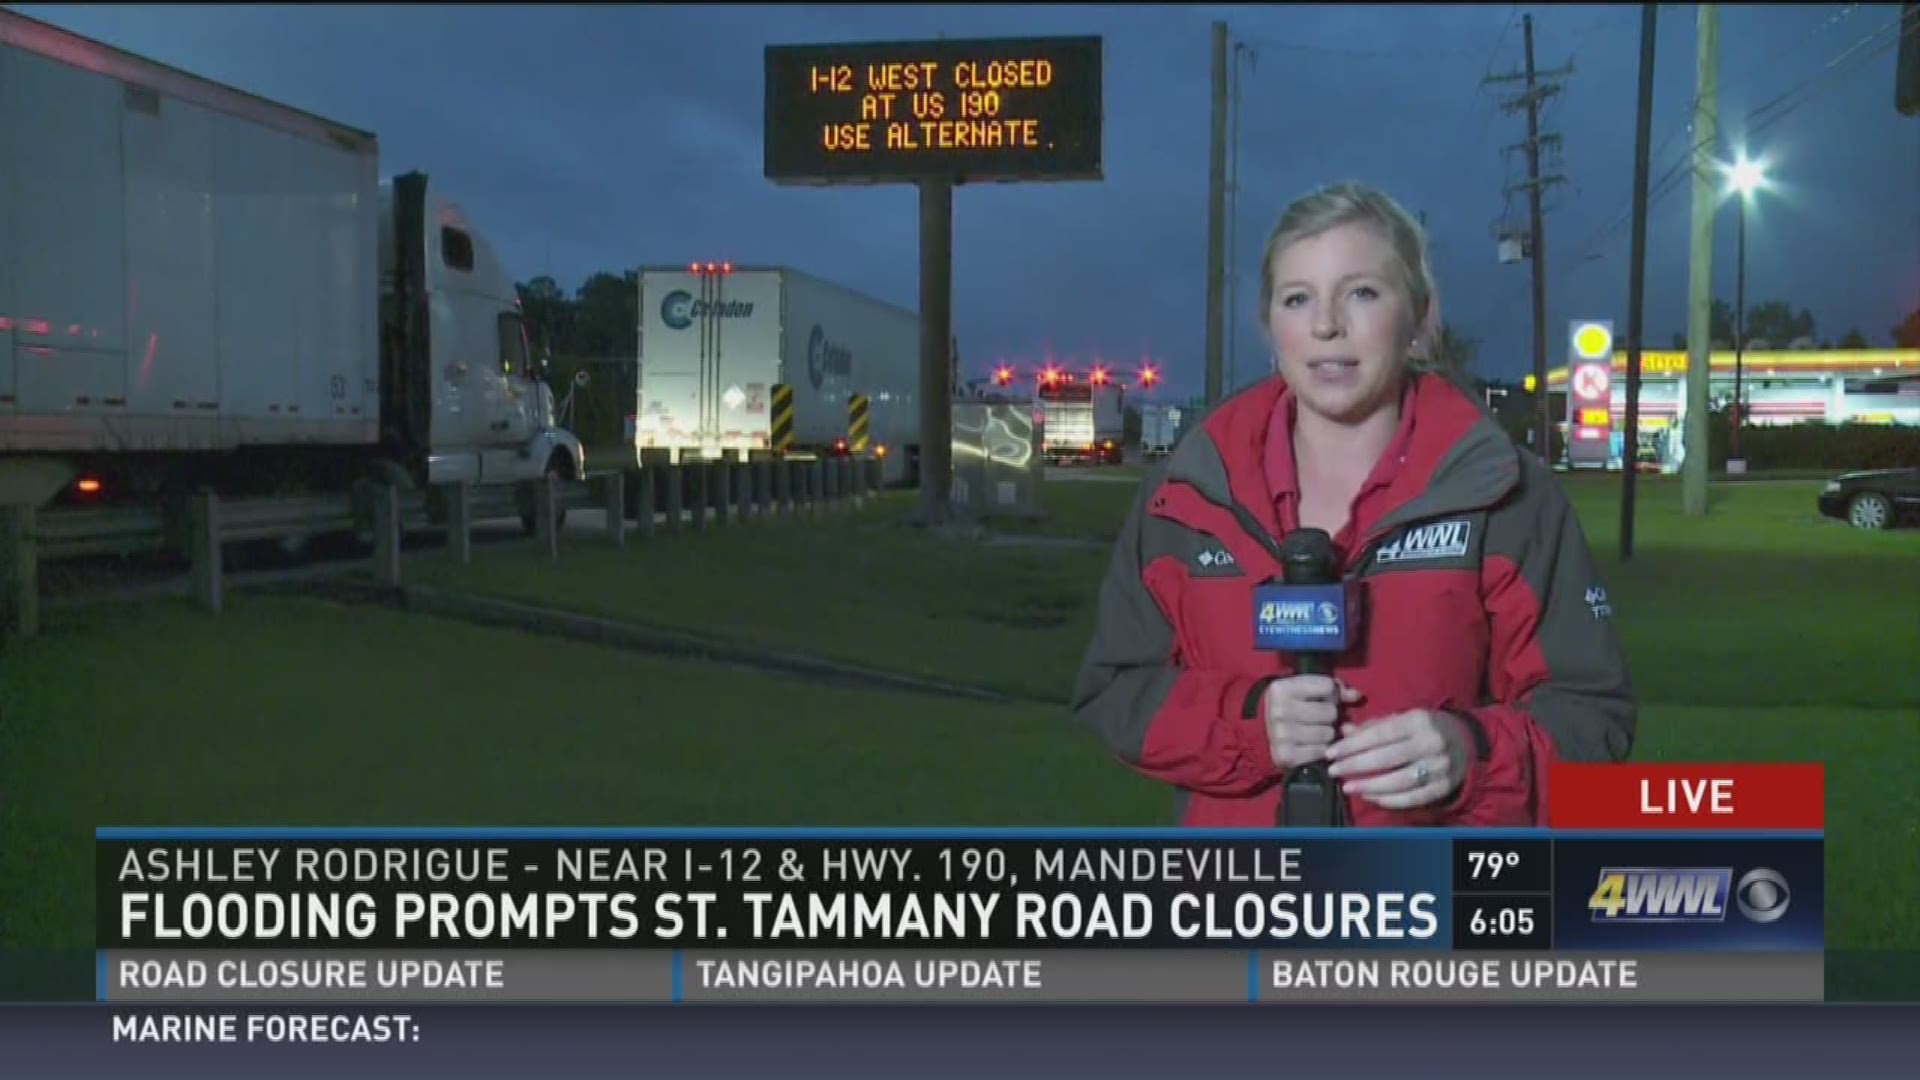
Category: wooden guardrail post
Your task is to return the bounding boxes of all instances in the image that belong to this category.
[753,458,772,522]
[372,484,402,586]
[1,505,37,642]
[714,459,733,528]
[189,490,223,614]
[732,459,748,523]
[773,459,791,519]
[689,461,708,533]
[632,467,655,539]
[536,475,560,561]
[603,471,627,548]
[664,463,683,534]
[445,482,472,564]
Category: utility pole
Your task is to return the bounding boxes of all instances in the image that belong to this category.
[1682,5,1719,517]
[1205,21,1228,407]
[1226,40,1251,394]
[1488,15,1572,462]
[1898,1,1919,116]
[1620,2,1658,561]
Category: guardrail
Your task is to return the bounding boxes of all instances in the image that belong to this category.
[1,456,883,644]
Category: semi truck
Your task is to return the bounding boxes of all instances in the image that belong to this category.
[0,9,583,526]
[631,266,919,486]
[1139,404,1184,457]
[1037,373,1125,465]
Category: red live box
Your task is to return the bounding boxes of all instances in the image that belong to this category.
[1548,763,1825,830]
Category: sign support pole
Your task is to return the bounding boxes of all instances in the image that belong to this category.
[917,176,954,527]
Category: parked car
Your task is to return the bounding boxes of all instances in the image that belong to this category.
[1817,468,1920,530]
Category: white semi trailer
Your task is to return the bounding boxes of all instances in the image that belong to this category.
[0,9,583,520]
[632,265,920,486]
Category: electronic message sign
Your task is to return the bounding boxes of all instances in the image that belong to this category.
[764,36,1103,184]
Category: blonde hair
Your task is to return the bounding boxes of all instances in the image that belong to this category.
[1257,181,1458,380]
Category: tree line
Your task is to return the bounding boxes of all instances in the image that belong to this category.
[515,269,1920,375]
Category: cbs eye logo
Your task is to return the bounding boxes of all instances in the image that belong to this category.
[1735,868,1791,924]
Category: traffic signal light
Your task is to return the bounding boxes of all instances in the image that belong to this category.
[1524,374,1539,393]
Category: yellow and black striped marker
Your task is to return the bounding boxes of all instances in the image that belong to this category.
[770,384,795,454]
[847,393,870,454]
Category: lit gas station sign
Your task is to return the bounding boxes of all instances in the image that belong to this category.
[1567,320,1614,468]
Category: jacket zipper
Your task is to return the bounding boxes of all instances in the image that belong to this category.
[1163,479,1394,586]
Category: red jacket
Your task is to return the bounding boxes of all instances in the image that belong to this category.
[1071,374,1636,827]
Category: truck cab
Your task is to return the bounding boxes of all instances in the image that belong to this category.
[379,174,584,490]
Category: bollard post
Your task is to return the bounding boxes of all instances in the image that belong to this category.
[445,482,472,564]
[536,475,560,561]
[808,460,824,517]
[372,484,403,586]
[1,505,37,642]
[190,490,223,614]
[734,460,752,523]
[665,463,684,534]
[633,468,655,539]
[604,471,627,548]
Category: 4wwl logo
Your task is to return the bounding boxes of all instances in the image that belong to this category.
[1375,520,1471,564]
[1589,868,1791,924]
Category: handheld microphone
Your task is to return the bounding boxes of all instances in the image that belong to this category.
[1256,528,1355,827]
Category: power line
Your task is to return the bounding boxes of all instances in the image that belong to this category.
[1486,12,1574,457]
[1463,6,1908,339]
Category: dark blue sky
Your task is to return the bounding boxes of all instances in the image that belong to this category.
[14,3,1917,399]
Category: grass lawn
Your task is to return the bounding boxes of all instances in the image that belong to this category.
[0,594,1160,966]
[1,473,1912,1000]
[408,494,1104,703]
[403,472,1917,998]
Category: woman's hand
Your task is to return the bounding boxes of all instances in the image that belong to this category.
[1325,709,1475,809]
[1261,675,1365,770]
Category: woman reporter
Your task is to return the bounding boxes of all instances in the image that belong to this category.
[1071,182,1634,828]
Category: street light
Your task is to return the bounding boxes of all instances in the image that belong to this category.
[1725,153,1769,466]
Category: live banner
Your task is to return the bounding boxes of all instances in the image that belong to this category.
[95,763,1825,1004]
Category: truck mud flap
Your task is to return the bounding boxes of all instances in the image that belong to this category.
[379,172,433,481]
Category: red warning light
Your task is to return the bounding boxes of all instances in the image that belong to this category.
[721,262,734,275]
[993,365,1014,386]
[1140,365,1160,387]
[688,262,701,275]
[1090,367,1110,386]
